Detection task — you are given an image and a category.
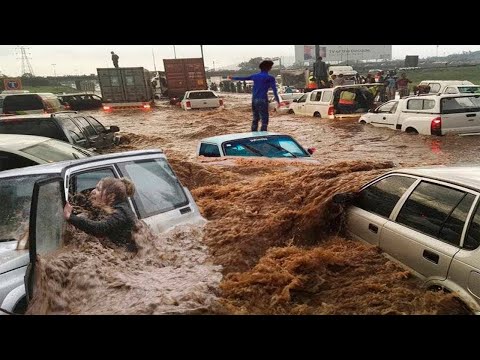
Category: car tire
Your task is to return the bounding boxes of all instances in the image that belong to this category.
[288,109,294,114]
[313,112,321,117]
[405,127,419,134]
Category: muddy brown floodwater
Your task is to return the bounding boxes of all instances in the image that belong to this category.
[28,93,478,315]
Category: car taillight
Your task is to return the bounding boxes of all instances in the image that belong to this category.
[280,101,289,107]
[103,105,111,111]
[143,104,151,109]
[186,101,191,108]
[328,106,335,116]
[431,117,442,136]
[219,99,224,106]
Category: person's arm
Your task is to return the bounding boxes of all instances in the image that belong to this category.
[270,77,280,103]
[68,210,128,237]
[230,75,252,81]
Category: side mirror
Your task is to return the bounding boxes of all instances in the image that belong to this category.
[293,99,298,102]
[332,192,360,204]
[108,125,120,133]
[307,147,316,155]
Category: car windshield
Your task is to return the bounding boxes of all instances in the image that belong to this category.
[21,139,94,162]
[222,135,309,158]
[0,175,46,243]
[458,86,480,94]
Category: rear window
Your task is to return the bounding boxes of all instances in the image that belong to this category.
[187,91,217,99]
[0,118,66,141]
[21,139,91,162]
[458,87,480,94]
[3,95,43,113]
[58,118,86,142]
[441,96,480,114]
[407,99,435,110]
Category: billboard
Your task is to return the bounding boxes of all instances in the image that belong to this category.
[298,45,392,63]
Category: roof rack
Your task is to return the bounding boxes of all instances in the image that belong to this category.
[51,111,78,117]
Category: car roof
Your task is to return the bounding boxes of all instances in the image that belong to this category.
[0,149,163,179]
[0,111,78,120]
[0,133,58,151]
[201,131,283,144]
[57,93,98,97]
[420,80,474,85]
[389,165,480,191]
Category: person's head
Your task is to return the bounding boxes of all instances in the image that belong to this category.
[111,51,114,55]
[317,56,322,61]
[259,60,274,72]
[331,74,337,80]
[90,177,135,207]
[401,73,406,78]
[329,70,333,75]
[339,73,344,78]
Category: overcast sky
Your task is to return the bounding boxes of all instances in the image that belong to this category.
[1,45,478,77]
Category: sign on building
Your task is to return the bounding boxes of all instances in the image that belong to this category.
[296,45,392,63]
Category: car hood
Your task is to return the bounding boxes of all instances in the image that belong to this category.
[0,241,29,275]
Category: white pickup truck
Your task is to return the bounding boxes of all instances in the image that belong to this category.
[181,90,224,110]
[359,93,480,136]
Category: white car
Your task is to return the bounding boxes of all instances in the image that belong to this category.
[359,93,480,136]
[0,149,204,314]
[418,80,480,95]
[334,165,480,313]
[269,93,303,114]
[180,90,224,110]
[197,132,316,159]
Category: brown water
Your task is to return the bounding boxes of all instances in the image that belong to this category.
[27,93,478,314]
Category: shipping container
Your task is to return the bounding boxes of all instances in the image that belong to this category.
[97,67,153,109]
[163,58,207,99]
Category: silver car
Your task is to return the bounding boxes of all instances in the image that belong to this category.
[0,149,205,314]
[334,166,480,313]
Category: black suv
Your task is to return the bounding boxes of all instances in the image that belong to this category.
[0,111,120,150]
[57,93,103,111]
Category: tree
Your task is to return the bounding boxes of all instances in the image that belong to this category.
[238,57,263,72]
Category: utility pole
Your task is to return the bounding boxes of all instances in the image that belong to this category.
[436,45,439,58]
[173,45,177,59]
[51,64,57,78]
[152,48,157,73]
[213,60,215,71]
[200,45,207,89]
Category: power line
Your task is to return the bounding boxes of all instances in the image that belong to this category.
[15,46,35,77]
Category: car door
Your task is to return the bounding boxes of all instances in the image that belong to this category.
[72,116,101,149]
[305,90,322,116]
[84,115,113,149]
[293,94,308,115]
[57,117,89,148]
[346,174,418,246]
[25,177,66,304]
[369,101,399,128]
[380,180,475,281]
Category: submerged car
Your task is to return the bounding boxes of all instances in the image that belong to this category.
[197,132,316,159]
[57,93,103,111]
[269,93,303,114]
[334,165,480,313]
[0,149,204,314]
[180,90,224,110]
[0,133,95,171]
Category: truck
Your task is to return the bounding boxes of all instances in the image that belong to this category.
[96,67,154,111]
[279,69,309,90]
[359,93,480,135]
[163,58,207,100]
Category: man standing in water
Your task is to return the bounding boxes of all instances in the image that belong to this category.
[229,60,280,132]
[111,51,119,68]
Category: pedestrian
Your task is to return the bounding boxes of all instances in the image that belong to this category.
[396,73,412,98]
[63,177,138,252]
[111,51,119,68]
[313,56,328,89]
[333,73,346,87]
[229,60,280,132]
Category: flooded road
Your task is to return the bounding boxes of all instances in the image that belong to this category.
[28,93,478,314]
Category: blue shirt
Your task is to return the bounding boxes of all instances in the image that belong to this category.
[232,71,280,103]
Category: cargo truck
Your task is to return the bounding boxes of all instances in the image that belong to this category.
[163,58,207,100]
[97,67,154,111]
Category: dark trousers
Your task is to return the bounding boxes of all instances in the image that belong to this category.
[252,98,269,132]
[113,62,119,68]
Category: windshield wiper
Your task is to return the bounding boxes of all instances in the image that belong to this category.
[72,146,92,157]
[242,143,265,156]
[264,143,297,158]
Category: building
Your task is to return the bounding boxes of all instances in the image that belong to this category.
[295,45,392,65]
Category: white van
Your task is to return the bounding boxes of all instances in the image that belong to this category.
[418,80,480,95]
[328,66,358,85]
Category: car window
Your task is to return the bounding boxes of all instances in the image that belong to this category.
[354,175,417,218]
[444,87,458,94]
[407,99,435,110]
[3,95,43,113]
[297,94,307,103]
[465,203,480,250]
[223,135,309,158]
[74,116,97,136]
[310,92,321,102]
[441,96,480,114]
[438,193,475,245]
[0,175,46,242]
[59,118,87,142]
[41,96,63,112]
[321,91,333,102]
[21,139,91,162]
[69,168,117,195]
[199,143,220,157]
[0,151,37,171]
[0,119,66,141]
[377,101,398,113]
[429,83,441,93]
[458,86,480,94]
[117,159,189,218]
[187,91,217,99]
[396,181,473,245]
[85,116,105,133]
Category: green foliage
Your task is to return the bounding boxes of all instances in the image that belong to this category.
[238,57,263,72]
[406,65,480,87]
[23,85,78,94]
